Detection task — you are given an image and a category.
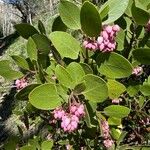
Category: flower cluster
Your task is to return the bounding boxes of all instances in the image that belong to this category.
[53,103,85,133]
[101,120,114,148]
[132,66,143,76]
[83,25,120,52]
[112,98,122,104]
[15,78,28,90]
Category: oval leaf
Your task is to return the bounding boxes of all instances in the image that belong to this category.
[29,84,62,110]
[107,79,126,99]
[27,37,37,61]
[14,23,39,39]
[55,65,73,88]
[132,48,150,65]
[82,74,108,102]
[103,0,129,24]
[98,52,133,79]
[104,105,130,118]
[41,140,53,150]
[131,2,149,25]
[80,1,102,37]
[66,62,85,85]
[11,55,29,70]
[49,31,81,59]
[59,0,80,29]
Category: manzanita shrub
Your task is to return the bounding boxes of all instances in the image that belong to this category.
[1,0,150,149]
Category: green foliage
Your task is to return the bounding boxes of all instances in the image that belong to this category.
[49,31,81,59]
[14,23,39,39]
[82,74,108,102]
[59,0,81,29]
[104,105,130,118]
[97,52,133,79]
[80,1,102,37]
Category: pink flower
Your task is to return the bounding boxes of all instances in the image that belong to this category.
[15,78,28,90]
[101,120,110,138]
[83,40,98,51]
[132,66,143,76]
[146,20,150,32]
[53,107,65,120]
[112,98,122,104]
[103,139,114,148]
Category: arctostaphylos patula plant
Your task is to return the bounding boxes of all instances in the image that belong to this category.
[0,0,150,149]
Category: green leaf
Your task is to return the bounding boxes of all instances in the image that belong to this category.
[41,140,53,150]
[140,83,150,96]
[98,52,133,79]
[108,117,121,125]
[0,60,23,80]
[107,79,126,99]
[32,34,51,55]
[103,0,129,24]
[127,84,140,97]
[99,4,109,20]
[131,2,149,25]
[15,84,40,100]
[27,37,37,61]
[111,128,121,140]
[52,16,67,32]
[80,1,102,37]
[80,63,93,74]
[73,82,86,94]
[11,55,29,70]
[132,48,150,65]
[29,84,62,110]
[116,29,125,51]
[59,0,80,29]
[104,105,130,118]
[49,31,81,59]
[14,23,39,39]
[38,20,46,34]
[20,146,36,150]
[66,62,85,85]
[82,74,108,102]
[55,65,73,88]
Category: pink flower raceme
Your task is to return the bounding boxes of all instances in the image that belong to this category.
[15,78,28,90]
[101,120,114,148]
[61,114,79,132]
[83,40,98,51]
[70,103,85,118]
[53,107,65,120]
[97,25,120,52]
[52,103,85,133]
[132,66,143,76]
[112,98,122,104]
[103,139,114,148]
[83,24,120,53]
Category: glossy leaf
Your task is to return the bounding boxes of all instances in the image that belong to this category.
[82,74,108,102]
[41,140,53,150]
[131,2,149,25]
[59,0,80,29]
[99,4,109,20]
[116,29,125,51]
[98,52,133,79]
[132,48,150,65]
[104,105,130,118]
[11,55,29,70]
[107,79,126,99]
[55,65,73,88]
[0,60,23,80]
[80,63,93,74]
[14,23,39,39]
[103,0,129,24]
[52,16,67,32]
[66,62,85,85]
[140,83,150,96]
[80,1,102,37]
[32,34,51,55]
[29,84,62,110]
[73,82,86,94]
[38,20,46,34]
[49,31,81,59]
[27,37,37,61]
[15,84,40,100]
